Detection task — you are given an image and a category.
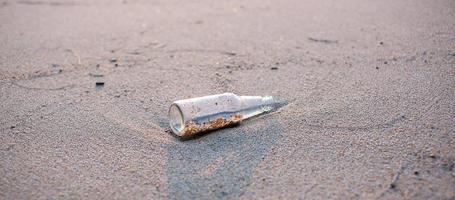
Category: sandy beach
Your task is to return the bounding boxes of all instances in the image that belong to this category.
[1,0,454,199]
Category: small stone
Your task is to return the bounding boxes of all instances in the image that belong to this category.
[390,183,396,189]
[96,82,105,86]
[271,67,278,70]
[10,125,15,129]
[379,41,384,45]
[376,67,379,70]
[109,59,117,63]
[384,61,388,64]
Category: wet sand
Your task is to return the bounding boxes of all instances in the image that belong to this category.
[1,0,454,199]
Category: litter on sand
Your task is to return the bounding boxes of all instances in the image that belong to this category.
[168,93,277,137]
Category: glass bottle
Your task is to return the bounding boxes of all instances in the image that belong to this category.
[168,93,275,137]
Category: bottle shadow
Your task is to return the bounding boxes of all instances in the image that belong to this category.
[165,116,282,199]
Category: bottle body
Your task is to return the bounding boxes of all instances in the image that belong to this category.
[168,93,274,137]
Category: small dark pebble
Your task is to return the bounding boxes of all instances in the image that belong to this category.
[271,67,278,70]
[58,69,63,73]
[376,67,379,70]
[430,155,436,159]
[401,115,406,119]
[109,59,117,63]
[114,95,121,98]
[10,125,15,129]
[390,183,396,189]
[96,82,105,86]
[430,126,435,129]
[96,64,100,68]
[262,178,266,181]
[414,171,419,176]
[51,64,59,68]
[379,42,384,45]
[114,63,118,67]
[384,61,388,64]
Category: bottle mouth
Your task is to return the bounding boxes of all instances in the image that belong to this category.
[168,104,184,136]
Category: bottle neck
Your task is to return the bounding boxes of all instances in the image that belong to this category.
[239,95,275,119]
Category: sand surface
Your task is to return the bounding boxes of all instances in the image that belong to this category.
[1,0,454,199]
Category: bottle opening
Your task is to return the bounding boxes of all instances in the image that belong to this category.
[169,104,184,135]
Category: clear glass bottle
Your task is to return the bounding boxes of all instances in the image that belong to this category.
[168,93,276,137]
